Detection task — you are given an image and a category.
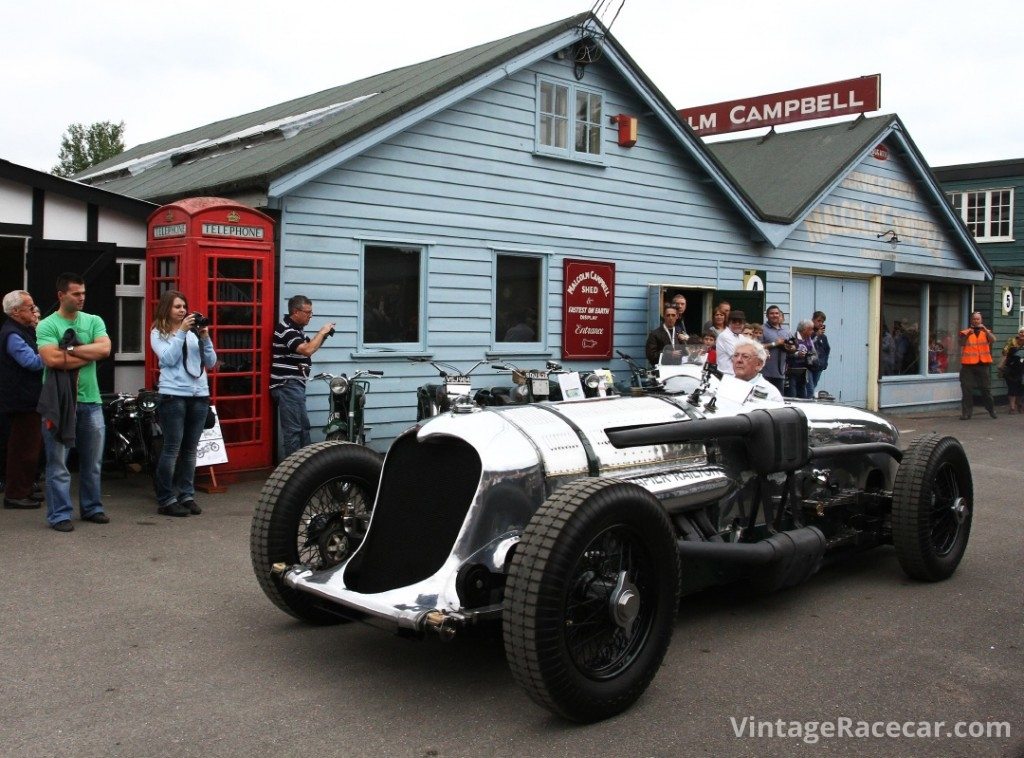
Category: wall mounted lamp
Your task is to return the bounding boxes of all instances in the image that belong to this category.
[877,229,900,247]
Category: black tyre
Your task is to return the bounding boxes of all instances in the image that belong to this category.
[250,442,383,624]
[503,478,679,723]
[892,433,972,582]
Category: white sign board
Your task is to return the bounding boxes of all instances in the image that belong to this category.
[196,405,228,466]
[557,372,586,401]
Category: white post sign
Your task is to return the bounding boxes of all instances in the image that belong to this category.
[196,405,228,466]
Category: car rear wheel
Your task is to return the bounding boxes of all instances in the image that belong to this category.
[503,478,679,723]
[251,442,383,624]
[892,434,972,581]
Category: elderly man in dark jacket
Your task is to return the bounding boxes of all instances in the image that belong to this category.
[0,290,44,509]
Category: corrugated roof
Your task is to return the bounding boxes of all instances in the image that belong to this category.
[78,13,591,203]
[707,115,894,223]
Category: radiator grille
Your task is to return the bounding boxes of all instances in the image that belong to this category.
[344,433,482,593]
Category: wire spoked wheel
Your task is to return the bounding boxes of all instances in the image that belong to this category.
[504,479,679,723]
[564,524,656,680]
[929,463,969,556]
[298,478,374,569]
[892,434,973,582]
[251,442,383,624]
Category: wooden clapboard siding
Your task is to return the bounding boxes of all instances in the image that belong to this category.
[277,57,759,446]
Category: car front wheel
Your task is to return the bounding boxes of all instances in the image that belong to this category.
[503,478,679,723]
[250,441,382,623]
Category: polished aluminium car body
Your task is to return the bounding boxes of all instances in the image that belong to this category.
[256,364,970,722]
[276,375,898,633]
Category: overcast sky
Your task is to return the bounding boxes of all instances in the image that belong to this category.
[2,0,1020,174]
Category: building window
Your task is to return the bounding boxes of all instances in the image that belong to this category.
[495,254,543,344]
[928,284,962,375]
[362,244,421,345]
[537,78,602,160]
[881,280,965,377]
[948,189,1014,242]
[115,258,145,360]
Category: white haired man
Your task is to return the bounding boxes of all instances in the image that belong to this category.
[731,336,783,402]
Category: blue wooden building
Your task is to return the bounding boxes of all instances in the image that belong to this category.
[78,13,988,451]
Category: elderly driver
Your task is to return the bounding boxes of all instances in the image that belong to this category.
[731,335,783,402]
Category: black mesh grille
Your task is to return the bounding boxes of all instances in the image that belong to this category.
[344,433,482,594]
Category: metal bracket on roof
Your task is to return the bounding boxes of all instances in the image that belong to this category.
[847,113,867,129]
[757,127,776,145]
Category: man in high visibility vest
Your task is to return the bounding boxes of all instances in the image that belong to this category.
[958,311,996,420]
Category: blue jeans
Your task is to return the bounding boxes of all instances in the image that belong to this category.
[43,402,105,526]
[271,381,311,458]
[807,368,823,397]
[154,395,209,508]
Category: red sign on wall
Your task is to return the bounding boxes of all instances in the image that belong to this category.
[562,259,615,360]
[678,75,881,137]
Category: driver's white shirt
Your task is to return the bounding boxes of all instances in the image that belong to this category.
[747,372,783,401]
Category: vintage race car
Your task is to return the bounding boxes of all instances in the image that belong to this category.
[250,365,973,723]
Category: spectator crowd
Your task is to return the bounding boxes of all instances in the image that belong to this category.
[3,277,1016,535]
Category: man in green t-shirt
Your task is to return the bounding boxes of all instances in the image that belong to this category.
[37,272,112,532]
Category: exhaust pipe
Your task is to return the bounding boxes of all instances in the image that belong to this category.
[678,526,826,591]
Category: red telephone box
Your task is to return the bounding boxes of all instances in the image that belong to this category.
[146,198,276,471]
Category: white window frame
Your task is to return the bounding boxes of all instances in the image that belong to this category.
[115,257,145,361]
[535,76,604,164]
[947,188,1015,242]
[358,240,428,352]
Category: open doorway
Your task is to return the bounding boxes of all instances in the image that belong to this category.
[0,236,28,325]
[649,285,714,337]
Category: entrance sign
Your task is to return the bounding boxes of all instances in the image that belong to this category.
[679,75,881,137]
[562,259,615,360]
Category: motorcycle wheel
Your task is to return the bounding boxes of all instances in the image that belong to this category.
[251,441,383,624]
[504,478,679,722]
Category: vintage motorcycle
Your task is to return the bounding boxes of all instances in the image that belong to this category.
[313,369,384,445]
[102,389,162,474]
[491,359,613,402]
[614,349,664,394]
[408,358,515,420]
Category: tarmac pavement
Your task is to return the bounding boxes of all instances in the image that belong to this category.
[0,409,1021,757]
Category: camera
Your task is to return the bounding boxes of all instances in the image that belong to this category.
[324,327,335,339]
[190,312,210,330]
[972,326,982,335]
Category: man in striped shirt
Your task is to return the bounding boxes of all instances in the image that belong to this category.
[271,295,335,457]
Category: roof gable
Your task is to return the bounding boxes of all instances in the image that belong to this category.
[708,116,892,223]
[78,14,592,200]
[76,13,779,246]
[708,115,991,276]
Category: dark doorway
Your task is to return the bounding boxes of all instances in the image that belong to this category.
[27,241,118,393]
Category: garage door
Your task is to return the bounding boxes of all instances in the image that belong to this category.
[792,275,870,407]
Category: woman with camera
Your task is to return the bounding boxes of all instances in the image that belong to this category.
[150,289,216,517]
